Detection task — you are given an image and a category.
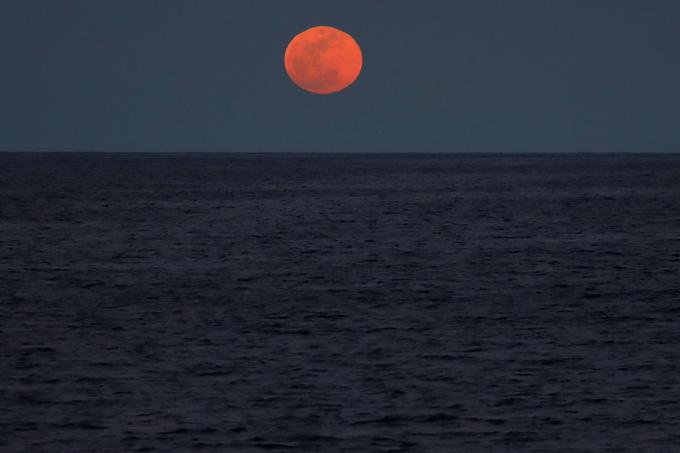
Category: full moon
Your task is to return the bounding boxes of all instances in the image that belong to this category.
[284,26,363,95]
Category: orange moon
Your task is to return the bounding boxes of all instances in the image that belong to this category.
[284,26,363,95]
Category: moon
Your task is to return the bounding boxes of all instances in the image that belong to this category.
[284,26,363,95]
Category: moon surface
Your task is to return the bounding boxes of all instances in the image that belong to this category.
[284,26,363,95]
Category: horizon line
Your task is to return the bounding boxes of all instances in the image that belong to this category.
[1,150,679,156]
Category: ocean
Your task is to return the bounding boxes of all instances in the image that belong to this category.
[1,153,679,452]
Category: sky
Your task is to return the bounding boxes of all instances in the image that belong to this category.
[0,0,679,153]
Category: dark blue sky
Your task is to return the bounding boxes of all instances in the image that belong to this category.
[1,0,678,152]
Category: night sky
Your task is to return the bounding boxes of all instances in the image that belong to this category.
[1,0,678,152]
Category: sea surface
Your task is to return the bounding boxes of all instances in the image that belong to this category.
[1,153,679,452]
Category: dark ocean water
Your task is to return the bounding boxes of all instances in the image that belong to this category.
[1,153,679,452]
